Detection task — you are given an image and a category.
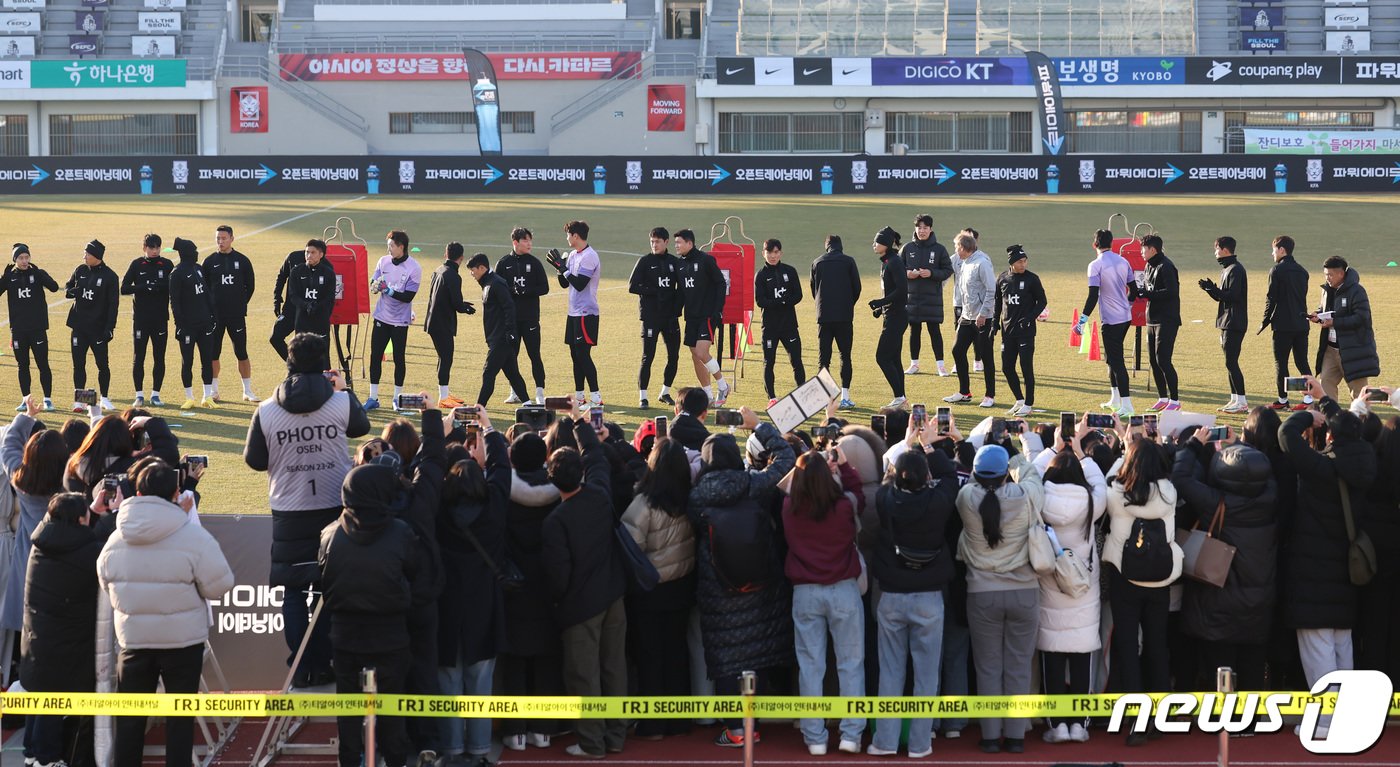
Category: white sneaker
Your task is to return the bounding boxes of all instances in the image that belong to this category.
[503,734,527,751]
[1043,722,1070,743]
[936,361,948,377]
[866,744,898,756]
[973,361,984,373]
[1069,723,1089,742]
[99,397,114,411]
[807,743,828,756]
[838,739,861,754]
[942,392,971,404]
[1005,402,1022,415]
[716,378,731,406]
[978,396,995,408]
[886,396,908,409]
[904,361,920,375]
[1011,403,1033,417]
[526,733,551,748]
[504,392,522,404]
[908,746,933,758]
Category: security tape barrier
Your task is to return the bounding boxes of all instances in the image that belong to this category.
[2,692,1398,719]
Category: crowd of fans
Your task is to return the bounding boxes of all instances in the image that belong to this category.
[2,329,1399,767]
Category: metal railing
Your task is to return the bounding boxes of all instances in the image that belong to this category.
[550,51,696,136]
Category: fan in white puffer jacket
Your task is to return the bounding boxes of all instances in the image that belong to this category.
[1034,455,1107,653]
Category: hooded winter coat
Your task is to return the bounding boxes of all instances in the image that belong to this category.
[688,423,796,678]
[21,515,101,692]
[319,464,423,653]
[1280,403,1376,629]
[1313,267,1380,382]
[871,449,958,594]
[900,235,954,323]
[1173,442,1278,644]
[3,413,52,632]
[1036,457,1107,653]
[169,239,216,336]
[1103,473,1183,588]
[438,430,510,666]
[541,420,627,628]
[502,467,561,656]
[97,495,234,649]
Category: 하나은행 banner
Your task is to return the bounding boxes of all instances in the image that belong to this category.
[646,85,685,131]
[278,52,642,82]
[6,155,1400,195]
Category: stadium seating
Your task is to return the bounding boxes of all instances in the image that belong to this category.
[738,0,949,56]
[21,0,222,79]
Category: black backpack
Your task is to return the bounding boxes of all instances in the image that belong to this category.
[1119,517,1173,582]
[705,497,778,592]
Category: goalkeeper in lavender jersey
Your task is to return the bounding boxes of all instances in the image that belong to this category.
[363,230,422,411]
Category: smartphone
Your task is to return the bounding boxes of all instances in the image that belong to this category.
[184,455,209,469]
[990,417,1007,444]
[514,406,552,432]
[1006,419,1025,435]
[74,388,97,406]
[1129,415,1144,428]
[543,396,575,412]
[935,406,950,436]
[323,370,338,381]
[909,403,926,431]
[819,423,842,441]
[1207,425,1229,442]
[655,415,668,438]
[870,414,886,438]
[1144,413,1159,438]
[1285,376,1309,392]
[714,409,744,427]
[1060,412,1077,443]
[465,422,480,449]
[102,474,121,504]
[396,393,426,410]
[1086,413,1115,429]
[589,406,605,431]
[1366,388,1389,403]
[452,406,479,424]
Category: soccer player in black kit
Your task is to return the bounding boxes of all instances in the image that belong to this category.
[868,226,908,408]
[628,227,683,409]
[994,245,1047,417]
[424,242,476,406]
[289,239,337,372]
[169,237,220,408]
[754,238,805,406]
[270,249,305,361]
[121,233,174,408]
[203,225,258,402]
[674,229,731,405]
[495,227,550,405]
[65,239,119,412]
[468,252,530,407]
[0,243,59,410]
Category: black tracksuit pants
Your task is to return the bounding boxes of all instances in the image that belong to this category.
[1221,329,1246,396]
[429,330,455,387]
[762,330,805,400]
[132,324,167,393]
[1146,323,1179,401]
[818,321,854,389]
[177,330,217,388]
[10,329,52,397]
[952,321,995,398]
[639,325,680,392]
[479,340,529,407]
[71,331,111,396]
[1102,321,1131,397]
[908,319,944,361]
[513,321,546,391]
[1001,336,1035,405]
[875,316,906,399]
[369,320,410,387]
[1272,330,1312,399]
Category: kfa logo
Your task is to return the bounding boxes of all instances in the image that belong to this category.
[221,274,234,285]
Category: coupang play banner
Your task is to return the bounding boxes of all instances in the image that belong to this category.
[277,52,641,81]
[3,155,1400,195]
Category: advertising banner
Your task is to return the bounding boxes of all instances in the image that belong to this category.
[1185,56,1339,84]
[1325,7,1368,26]
[75,9,103,31]
[1,0,42,8]
[1245,128,1400,154]
[1342,56,1400,82]
[461,48,502,156]
[0,35,32,57]
[1327,31,1369,52]
[0,60,27,87]
[278,51,641,82]
[202,516,289,692]
[79,0,108,6]
[0,12,41,33]
[872,56,1026,85]
[132,34,175,57]
[1025,51,1065,155]
[1241,31,1287,51]
[1241,7,1284,28]
[137,10,180,32]
[4,155,1400,196]
[31,59,185,87]
[646,84,684,131]
[67,35,99,56]
[143,0,185,6]
[1053,57,1185,85]
[230,85,267,133]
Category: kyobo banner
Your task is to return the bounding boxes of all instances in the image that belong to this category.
[30,59,185,87]
[1245,129,1400,155]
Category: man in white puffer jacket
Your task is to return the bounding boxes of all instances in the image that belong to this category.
[98,459,234,767]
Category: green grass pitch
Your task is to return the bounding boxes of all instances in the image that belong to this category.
[1,193,1395,511]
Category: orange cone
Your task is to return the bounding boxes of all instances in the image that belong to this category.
[1087,321,1102,361]
[1069,311,1083,347]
